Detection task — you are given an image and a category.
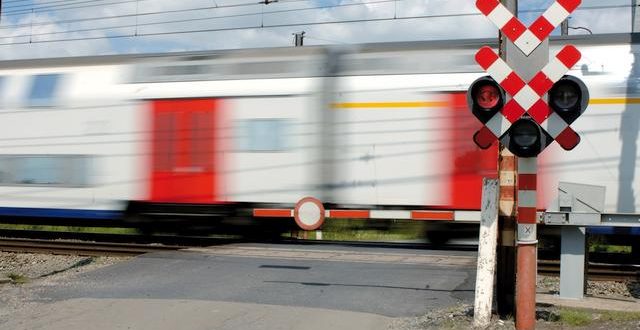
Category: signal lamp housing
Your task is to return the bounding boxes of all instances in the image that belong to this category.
[548,75,589,124]
[467,76,505,124]
[501,117,552,158]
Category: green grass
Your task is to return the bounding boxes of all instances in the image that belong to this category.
[588,235,632,254]
[7,273,29,284]
[599,310,640,322]
[319,219,426,241]
[553,308,640,327]
[0,224,137,235]
[589,244,632,254]
[558,308,592,326]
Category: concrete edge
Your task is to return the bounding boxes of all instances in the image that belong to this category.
[537,293,640,312]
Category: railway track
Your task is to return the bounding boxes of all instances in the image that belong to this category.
[538,260,640,281]
[0,237,185,257]
[0,230,638,281]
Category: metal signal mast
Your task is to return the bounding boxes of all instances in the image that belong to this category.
[470,1,589,329]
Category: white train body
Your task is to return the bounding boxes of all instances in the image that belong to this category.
[0,34,637,222]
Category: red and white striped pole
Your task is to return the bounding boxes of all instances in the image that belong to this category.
[516,157,538,330]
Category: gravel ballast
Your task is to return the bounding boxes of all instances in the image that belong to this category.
[0,251,129,325]
[0,251,127,282]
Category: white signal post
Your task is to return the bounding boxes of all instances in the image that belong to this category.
[473,1,584,329]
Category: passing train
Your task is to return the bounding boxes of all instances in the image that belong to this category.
[0,33,638,235]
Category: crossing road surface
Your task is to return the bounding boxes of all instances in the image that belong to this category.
[1,243,478,330]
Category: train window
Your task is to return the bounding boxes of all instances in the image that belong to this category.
[236,119,290,152]
[27,74,62,107]
[191,111,214,169]
[16,157,63,185]
[131,54,322,83]
[0,155,91,187]
[154,112,175,172]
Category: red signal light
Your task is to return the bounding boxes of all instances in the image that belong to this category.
[475,84,500,109]
[467,76,505,125]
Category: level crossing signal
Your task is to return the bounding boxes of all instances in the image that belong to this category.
[467,74,589,157]
[500,117,553,158]
[466,76,505,124]
[548,75,589,125]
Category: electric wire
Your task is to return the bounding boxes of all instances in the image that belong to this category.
[0,2,631,46]
[0,0,400,40]
[1,2,629,30]
[3,0,114,11]
[0,0,312,32]
[2,0,139,15]
[0,0,308,16]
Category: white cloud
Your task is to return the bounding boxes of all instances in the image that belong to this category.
[0,0,631,59]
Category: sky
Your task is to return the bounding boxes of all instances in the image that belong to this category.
[0,0,633,59]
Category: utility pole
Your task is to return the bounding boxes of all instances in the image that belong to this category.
[496,0,517,319]
[623,0,640,261]
[502,1,549,327]
[561,20,569,36]
[293,31,305,47]
[633,0,640,33]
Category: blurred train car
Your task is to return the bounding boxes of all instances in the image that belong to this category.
[0,34,637,237]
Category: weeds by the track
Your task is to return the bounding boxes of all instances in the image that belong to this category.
[7,273,29,284]
[319,219,426,241]
[0,224,137,235]
[558,308,592,326]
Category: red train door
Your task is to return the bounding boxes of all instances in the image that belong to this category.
[150,99,218,203]
[447,92,498,209]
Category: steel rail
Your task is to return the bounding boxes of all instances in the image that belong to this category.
[0,237,185,257]
[0,230,637,281]
[538,259,640,281]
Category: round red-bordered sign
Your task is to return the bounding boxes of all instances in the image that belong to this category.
[293,197,325,231]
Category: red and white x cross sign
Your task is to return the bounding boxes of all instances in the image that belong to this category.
[473,45,582,150]
[477,0,581,55]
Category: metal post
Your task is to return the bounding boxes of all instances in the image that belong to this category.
[561,20,569,36]
[559,226,586,299]
[293,31,305,47]
[516,157,538,330]
[499,2,548,325]
[633,0,640,33]
[496,0,518,318]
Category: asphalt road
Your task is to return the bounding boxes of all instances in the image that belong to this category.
[3,243,478,330]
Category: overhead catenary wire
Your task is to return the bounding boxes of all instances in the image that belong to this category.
[0,0,401,39]
[0,13,480,45]
[0,2,631,45]
[2,0,138,15]
[0,0,310,26]
[0,0,309,16]
[0,2,630,30]
[3,0,113,11]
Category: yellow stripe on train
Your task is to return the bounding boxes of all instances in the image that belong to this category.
[331,101,447,109]
[332,98,640,109]
[589,98,640,105]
